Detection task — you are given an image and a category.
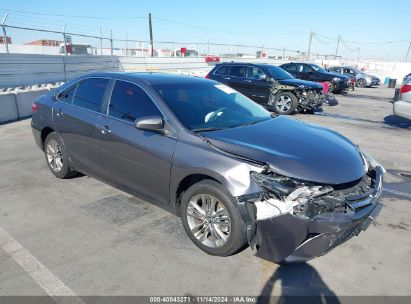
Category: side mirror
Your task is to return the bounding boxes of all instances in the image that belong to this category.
[135,116,164,132]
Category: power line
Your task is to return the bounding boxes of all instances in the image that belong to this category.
[0,8,147,20]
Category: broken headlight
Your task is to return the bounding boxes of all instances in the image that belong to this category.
[358,147,385,173]
[251,171,335,219]
[250,172,298,197]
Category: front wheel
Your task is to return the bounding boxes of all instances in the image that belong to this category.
[180,180,247,256]
[270,92,298,115]
[325,81,335,93]
[357,78,367,88]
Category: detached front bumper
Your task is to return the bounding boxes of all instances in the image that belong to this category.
[252,166,384,264]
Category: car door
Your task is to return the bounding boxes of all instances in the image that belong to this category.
[245,66,271,104]
[227,65,249,95]
[53,77,110,175]
[95,80,177,205]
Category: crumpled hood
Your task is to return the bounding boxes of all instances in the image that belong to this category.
[278,78,323,89]
[203,117,366,184]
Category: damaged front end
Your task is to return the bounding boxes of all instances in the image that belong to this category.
[294,89,324,111]
[269,79,325,111]
[237,151,384,264]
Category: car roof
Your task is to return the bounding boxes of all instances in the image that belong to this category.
[76,72,212,85]
[217,62,278,67]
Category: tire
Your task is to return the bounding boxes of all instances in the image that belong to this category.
[44,132,76,179]
[271,92,298,115]
[325,81,335,93]
[180,180,247,256]
[357,78,367,88]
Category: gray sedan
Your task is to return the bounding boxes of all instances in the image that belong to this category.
[31,72,384,263]
[328,66,380,88]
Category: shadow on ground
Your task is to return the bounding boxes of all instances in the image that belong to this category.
[257,263,340,304]
[383,115,411,128]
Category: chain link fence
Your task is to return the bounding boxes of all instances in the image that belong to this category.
[0,22,323,61]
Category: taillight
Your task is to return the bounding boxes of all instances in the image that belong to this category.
[32,102,39,112]
[400,84,411,93]
[205,74,210,79]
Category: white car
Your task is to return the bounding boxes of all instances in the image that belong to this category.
[393,77,411,120]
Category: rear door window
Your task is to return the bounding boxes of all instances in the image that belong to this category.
[72,78,109,112]
[59,84,77,104]
[108,80,161,123]
[229,66,247,78]
[214,66,229,76]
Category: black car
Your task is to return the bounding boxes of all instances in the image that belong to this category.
[31,72,384,264]
[206,63,324,115]
[280,62,350,93]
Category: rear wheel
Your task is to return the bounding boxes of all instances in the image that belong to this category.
[270,92,298,115]
[44,133,76,179]
[180,180,247,256]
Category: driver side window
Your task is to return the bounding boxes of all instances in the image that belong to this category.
[301,64,313,73]
[247,67,266,80]
[108,81,161,123]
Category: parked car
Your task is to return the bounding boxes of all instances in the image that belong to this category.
[403,72,411,84]
[279,62,350,93]
[206,63,324,115]
[31,72,384,264]
[329,66,380,88]
[326,66,356,91]
[393,77,411,120]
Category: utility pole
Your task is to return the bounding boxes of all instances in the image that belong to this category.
[282,47,285,60]
[335,35,341,57]
[1,13,9,54]
[148,13,154,57]
[125,29,128,56]
[99,26,103,55]
[110,30,113,56]
[306,31,313,61]
[357,47,361,65]
[207,38,210,55]
[62,24,67,55]
[405,42,411,62]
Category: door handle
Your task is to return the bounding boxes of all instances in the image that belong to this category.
[223,76,231,80]
[56,109,64,117]
[245,79,252,83]
[99,125,111,135]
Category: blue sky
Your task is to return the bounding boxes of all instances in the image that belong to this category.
[1,0,410,60]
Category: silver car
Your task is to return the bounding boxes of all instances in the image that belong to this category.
[394,77,411,120]
[329,66,380,88]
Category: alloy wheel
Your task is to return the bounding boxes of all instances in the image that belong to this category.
[275,95,292,112]
[46,139,63,173]
[186,194,231,248]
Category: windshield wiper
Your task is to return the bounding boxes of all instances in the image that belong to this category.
[191,127,225,132]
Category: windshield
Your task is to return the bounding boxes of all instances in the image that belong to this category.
[309,64,327,73]
[152,82,272,131]
[267,66,294,80]
[349,67,363,74]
